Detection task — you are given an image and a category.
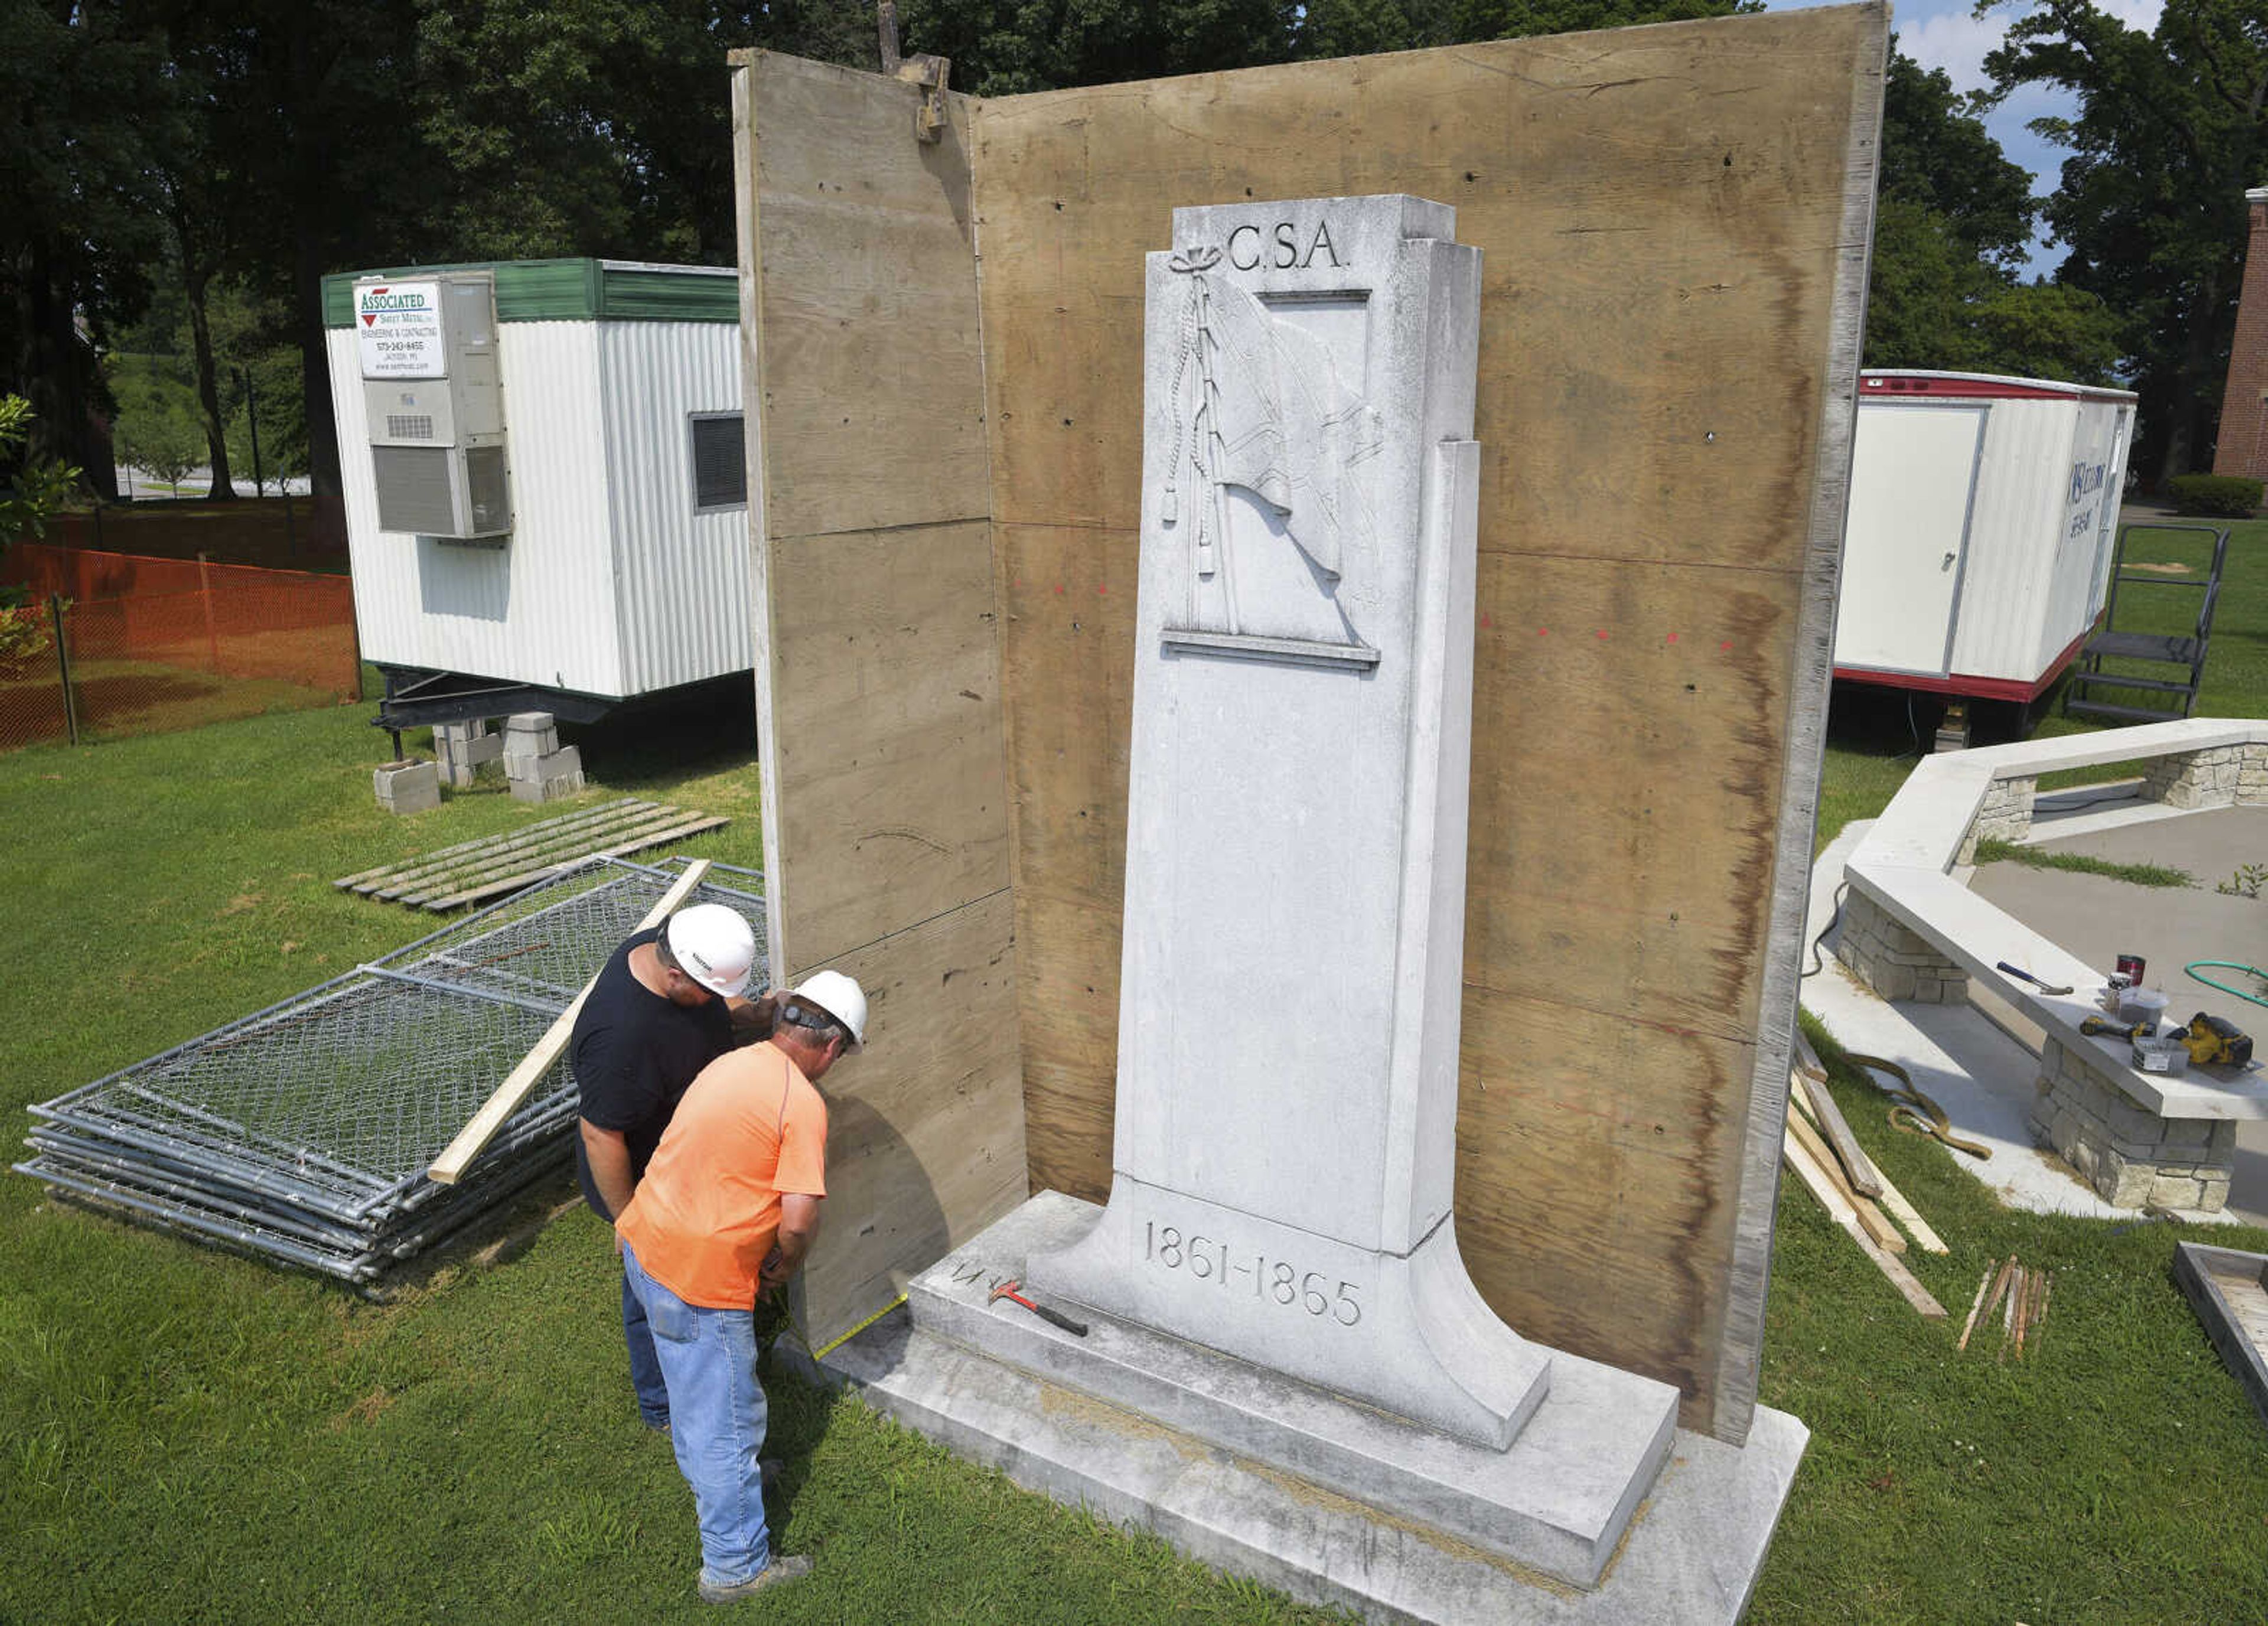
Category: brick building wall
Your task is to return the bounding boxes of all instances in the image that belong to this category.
[2212,187,2268,481]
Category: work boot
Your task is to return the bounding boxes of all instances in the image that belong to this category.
[698,1555,812,1604]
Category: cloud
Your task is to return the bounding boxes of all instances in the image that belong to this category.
[1901,7,2009,94]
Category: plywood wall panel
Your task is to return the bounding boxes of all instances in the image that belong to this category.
[735,50,1028,1352]
[973,7,1884,1438]
[796,892,1026,1338]
[770,519,1011,969]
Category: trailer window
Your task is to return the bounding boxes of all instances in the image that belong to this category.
[689,412,747,513]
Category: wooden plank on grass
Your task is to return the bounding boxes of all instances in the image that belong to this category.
[415,816,731,911]
[371,803,670,899]
[336,800,728,911]
[334,799,659,891]
[1784,1130,1946,1319]
[1800,1072,1884,1198]
[428,860,712,1184]
[1788,1107,1905,1254]
[367,801,668,898]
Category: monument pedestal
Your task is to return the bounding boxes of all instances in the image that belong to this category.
[825,1192,1808,1622]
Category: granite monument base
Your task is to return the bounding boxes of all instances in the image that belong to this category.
[823,1194,1807,1622]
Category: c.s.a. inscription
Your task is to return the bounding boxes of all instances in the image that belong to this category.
[1221,218,1345,272]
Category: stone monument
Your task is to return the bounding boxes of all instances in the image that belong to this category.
[1024,193,1543,1449]
[826,195,1807,1622]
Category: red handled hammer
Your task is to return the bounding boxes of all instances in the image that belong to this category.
[989,1278,1088,1337]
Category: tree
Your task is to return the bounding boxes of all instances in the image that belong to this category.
[0,0,173,487]
[1863,43,2122,387]
[1987,0,2268,483]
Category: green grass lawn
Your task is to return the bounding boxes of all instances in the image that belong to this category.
[6,517,2268,1624]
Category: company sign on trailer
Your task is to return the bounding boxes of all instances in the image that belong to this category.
[356,282,445,379]
[1833,370,2136,705]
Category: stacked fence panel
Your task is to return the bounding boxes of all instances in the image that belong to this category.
[16,858,767,1288]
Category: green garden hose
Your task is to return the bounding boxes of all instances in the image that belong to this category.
[2185,960,2268,1010]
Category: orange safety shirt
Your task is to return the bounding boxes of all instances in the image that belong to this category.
[615,1040,828,1309]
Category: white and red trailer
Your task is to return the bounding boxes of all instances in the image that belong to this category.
[1833,369,2137,706]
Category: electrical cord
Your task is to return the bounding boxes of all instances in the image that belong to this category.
[1800,881,1847,981]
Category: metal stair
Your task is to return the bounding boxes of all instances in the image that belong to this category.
[2064,521,2231,725]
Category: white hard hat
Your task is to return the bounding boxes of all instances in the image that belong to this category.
[664,904,757,998]
[788,969,868,1050]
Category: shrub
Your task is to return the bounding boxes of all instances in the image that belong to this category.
[0,603,51,674]
[2167,473,2263,517]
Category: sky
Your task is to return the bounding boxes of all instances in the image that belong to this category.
[1764,0,2168,278]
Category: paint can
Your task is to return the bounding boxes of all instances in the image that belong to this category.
[2116,953,2147,985]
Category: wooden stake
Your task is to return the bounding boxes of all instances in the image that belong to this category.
[427,860,714,1184]
[1961,1256,2014,1352]
[1956,1262,1995,1351]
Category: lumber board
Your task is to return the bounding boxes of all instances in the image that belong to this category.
[426,861,712,1184]
[335,793,657,879]
[1800,1072,1885,1198]
[335,799,726,910]
[1792,1065,1946,1254]
[735,50,1029,1353]
[415,816,731,912]
[1783,1131,1946,1319]
[973,5,1889,1439]
[337,799,660,891]
[376,805,679,900]
[1788,1106,1904,1253]
[386,810,712,903]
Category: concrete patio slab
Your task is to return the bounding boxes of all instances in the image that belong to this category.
[1804,822,2259,1223]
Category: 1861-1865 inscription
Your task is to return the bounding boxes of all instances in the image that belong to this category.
[1143,1216,1364,1325]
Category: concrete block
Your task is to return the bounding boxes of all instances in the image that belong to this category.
[502,712,560,778]
[373,758,441,816]
[509,744,584,803]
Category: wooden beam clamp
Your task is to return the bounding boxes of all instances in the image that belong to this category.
[877,1,950,142]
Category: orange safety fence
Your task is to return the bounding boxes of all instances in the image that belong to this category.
[0,543,361,753]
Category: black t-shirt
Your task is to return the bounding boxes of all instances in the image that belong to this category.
[570,928,735,1220]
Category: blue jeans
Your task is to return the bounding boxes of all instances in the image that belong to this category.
[621,1266,670,1428]
[621,1244,773,1586]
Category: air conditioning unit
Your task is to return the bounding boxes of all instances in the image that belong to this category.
[356,272,511,539]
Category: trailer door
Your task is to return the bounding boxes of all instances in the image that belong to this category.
[1835,402,1987,676]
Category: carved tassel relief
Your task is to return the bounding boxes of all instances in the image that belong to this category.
[1160,246,1384,667]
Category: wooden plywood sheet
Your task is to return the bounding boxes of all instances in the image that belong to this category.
[974,7,1885,1439]
[770,519,1012,967]
[743,57,989,541]
[796,891,1027,1341]
[734,50,1028,1350]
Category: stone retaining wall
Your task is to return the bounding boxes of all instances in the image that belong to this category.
[2143,741,2268,810]
[1834,889,1968,1004]
[1955,774,2036,865]
[2029,1037,2235,1211]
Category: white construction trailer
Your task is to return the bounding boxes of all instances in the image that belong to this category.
[321,258,748,729]
[1833,369,2136,711]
